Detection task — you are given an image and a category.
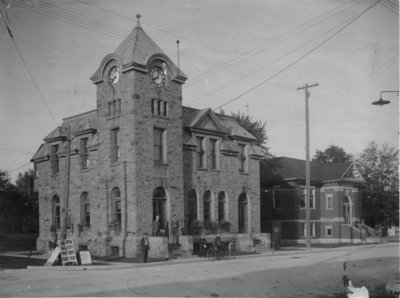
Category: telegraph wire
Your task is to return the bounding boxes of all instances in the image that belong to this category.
[187,12,362,106]
[0,5,59,126]
[76,0,225,55]
[13,0,211,69]
[214,0,383,110]
[7,162,32,172]
[185,0,365,87]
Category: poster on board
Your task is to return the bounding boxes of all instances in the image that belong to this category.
[78,251,93,265]
[58,239,78,266]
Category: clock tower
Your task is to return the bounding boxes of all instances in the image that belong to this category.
[90,14,187,240]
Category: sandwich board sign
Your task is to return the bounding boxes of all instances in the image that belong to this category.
[59,239,78,266]
[78,251,93,265]
[45,246,60,266]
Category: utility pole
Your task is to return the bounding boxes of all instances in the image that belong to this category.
[61,125,71,240]
[297,83,318,251]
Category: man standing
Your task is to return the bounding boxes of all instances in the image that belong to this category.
[171,215,179,245]
[152,215,161,236]
[141,233,150,263]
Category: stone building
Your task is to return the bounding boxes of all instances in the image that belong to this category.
[261,157,368,244]
[31,16,264,257]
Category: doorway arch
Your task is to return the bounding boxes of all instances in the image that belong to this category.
[153,187,167,228]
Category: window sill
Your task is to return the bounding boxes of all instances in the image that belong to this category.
[154,162,168,167]
[239,171,249,175]
[151,114,168,119]
[209,168,219,172]
[80,168,90,173]
[196,168,208,171]
[106,114,121,120]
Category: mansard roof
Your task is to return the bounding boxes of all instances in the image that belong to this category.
[268,157,365,185]
[32,110,98,162]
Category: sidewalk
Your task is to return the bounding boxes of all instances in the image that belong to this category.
[0,242,397,271]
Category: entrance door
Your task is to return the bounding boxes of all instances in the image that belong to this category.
[153,187,166,227]
[238,194,248,233]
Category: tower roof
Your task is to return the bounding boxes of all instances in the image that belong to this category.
[114,14,165,68]
[91,14,187,83]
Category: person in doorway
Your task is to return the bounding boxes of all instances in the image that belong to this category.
[141,233,150,263]
[152,215,161,236]
[171,215,179,245]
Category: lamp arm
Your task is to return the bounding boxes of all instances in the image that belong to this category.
[380,90,399,97]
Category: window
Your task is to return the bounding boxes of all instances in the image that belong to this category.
[110,128,119,163]
[153,127,165,163]
[51,145,59,175]
[111,187,121,227]
[209,139,218,170]
[300,188,315,209]
[108,99,121,117]
[326,193,333,209]
[325,226,332,237]
[34,163,39,178]
[302,222,316,237]
[80,138,89,169]
[80,192,90,227]
[151,98,168,117]
[52,195,61,229]
[187,189,198,233]
[218,192,226,222]
[238,144,246,172]
[203,191,211,225]
[273,189,281,209]
[196,137,205,168]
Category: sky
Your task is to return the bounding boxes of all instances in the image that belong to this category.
[0,0,398,182]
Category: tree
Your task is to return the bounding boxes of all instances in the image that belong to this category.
[356,142,399,227]
[312,145,353,164]
[230,111,271,158]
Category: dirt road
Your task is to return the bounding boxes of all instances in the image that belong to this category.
[0,243,398,297]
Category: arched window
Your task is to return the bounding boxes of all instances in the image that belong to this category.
[187,189,198,233]
[111,187,121,226]
[52,195,61,229]
[153,187,167,227]
[203,191,211,224]
[218,192,226,222]
[80,192,90,228]
[238,193,248,233]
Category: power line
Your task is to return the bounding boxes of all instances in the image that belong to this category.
[185,0,365,87]
[13,0,212,69]
[214,0,383,110]
[76,0,224,54]
[187,11,362,106]
[1,6,59,126]
[8,162,32,173]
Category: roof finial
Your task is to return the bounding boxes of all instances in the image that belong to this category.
[135,13,141,27]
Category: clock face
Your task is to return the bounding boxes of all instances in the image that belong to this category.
[150,66,166,87]
[109,66,120,87]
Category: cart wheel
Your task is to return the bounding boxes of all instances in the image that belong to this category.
[207,247,216,261]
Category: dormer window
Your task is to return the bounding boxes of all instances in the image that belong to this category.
[196,137,205,168]
[238,144,247,172]
[51,145,59,175]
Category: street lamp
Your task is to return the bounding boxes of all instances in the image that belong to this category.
[371,90,399,106]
